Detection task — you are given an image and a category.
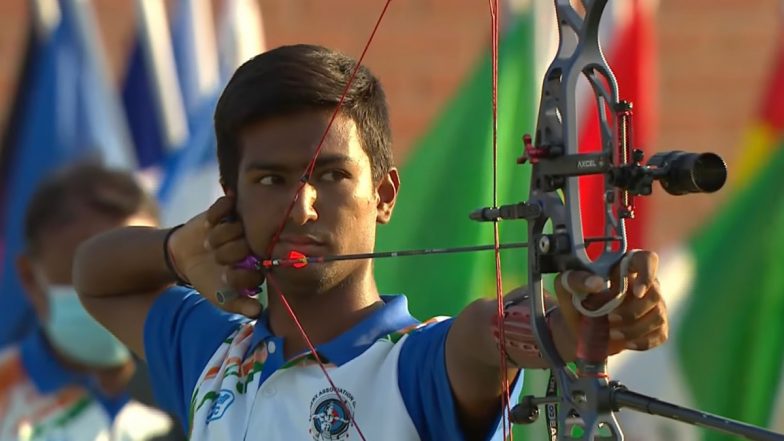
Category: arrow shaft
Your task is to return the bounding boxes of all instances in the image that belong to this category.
[262,242,530,268]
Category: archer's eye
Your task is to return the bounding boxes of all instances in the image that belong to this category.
[319,170,349,183]
[258,175,285,186]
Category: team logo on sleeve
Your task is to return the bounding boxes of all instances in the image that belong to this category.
[308,388,357,440]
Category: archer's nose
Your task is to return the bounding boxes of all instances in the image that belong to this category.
[288,182,318,225]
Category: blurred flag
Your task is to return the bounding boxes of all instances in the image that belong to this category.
[676,144,784,440]
[611,14,784,441]
[0,14,39,272]
[673,21,784,437]
[611,145,784,441]
[577,0,657,253]
[217,0,266,83]
[0,0,135,346]
[732,26,784,188]
[374,0,655,329]
[156,0,220,226]
[157,0,266,226]
[373,8,542,320]
[121,0,188,171]
[169,0,219,128]
[373,6,551,439]
[373,1,656,438]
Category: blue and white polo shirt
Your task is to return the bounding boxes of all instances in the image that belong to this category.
[0,330,173,441]
[144,286,523,440]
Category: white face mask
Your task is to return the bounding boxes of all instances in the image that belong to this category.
[42,285,131,368]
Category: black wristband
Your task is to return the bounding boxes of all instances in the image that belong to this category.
[163,224,190,286]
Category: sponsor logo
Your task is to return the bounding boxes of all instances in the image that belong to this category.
[577,159,597,168]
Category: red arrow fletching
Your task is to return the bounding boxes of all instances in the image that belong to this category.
[288,250,308,268]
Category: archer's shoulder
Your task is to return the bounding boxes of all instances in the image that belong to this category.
[385,316,453,345]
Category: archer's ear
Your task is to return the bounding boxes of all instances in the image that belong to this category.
[15,254,48,321]
[220,179,236,198]
[376,167,400,224]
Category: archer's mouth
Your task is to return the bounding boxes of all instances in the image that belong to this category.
[274,235,329,257]
[277,234,325,246]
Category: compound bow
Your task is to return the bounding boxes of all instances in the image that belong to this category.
[467,1,782,440]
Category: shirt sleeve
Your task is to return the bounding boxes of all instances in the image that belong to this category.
[143,285,248,430]
[397,319,524,441]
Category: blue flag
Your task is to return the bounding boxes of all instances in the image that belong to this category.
[123,40,166,168]
[169,0,219,129]
[121,0,187,170]
[157,0,222,226]
[0,0,134,346]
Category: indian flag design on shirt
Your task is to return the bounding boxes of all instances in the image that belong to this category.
[187,317,448,441]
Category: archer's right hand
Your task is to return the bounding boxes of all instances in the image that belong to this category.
[205,196,265,317]
[168,196,263,318]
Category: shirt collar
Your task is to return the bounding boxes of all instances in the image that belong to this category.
[19,329,87,394]
[247,295,419,366]
[19,329,130,419]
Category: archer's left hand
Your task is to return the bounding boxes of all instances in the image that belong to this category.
[555,250,668,355]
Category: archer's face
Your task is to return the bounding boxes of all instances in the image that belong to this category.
[235,110,398,290]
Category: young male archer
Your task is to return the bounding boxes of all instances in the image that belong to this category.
[74,44,668,441]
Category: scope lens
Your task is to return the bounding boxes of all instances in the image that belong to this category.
[691,153,726,193]
[647,151,728,195]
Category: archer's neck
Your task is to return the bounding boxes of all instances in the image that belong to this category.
[265,265,383,359]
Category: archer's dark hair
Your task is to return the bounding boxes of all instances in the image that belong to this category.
[23,161,159,253]
[214,44,393,190]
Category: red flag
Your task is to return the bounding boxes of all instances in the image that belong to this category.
[578,0,657,254]
[733,25,784,188]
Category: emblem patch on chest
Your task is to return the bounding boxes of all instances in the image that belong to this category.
[206,389,235,423]
[308,387,357,440]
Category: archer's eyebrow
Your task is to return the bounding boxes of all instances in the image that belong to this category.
[243,154,355,173]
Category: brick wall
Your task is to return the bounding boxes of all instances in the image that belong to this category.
[650,0,781,249]
[0,0,780,249]
[257,0,490,159]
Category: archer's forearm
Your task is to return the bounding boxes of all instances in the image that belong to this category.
[449,299,577,370]
[74,226,175,299]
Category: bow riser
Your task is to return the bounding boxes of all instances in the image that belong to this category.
[524,1,631,439]
[533,0,627,278]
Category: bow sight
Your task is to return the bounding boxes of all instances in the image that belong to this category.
[642,150,727,195]
[470,0,782,440]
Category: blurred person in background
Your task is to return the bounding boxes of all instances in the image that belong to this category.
[0,162,184,441]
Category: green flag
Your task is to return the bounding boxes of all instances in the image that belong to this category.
[374,14,537,320]
[373,12,550,440]
[675,144,784,440]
